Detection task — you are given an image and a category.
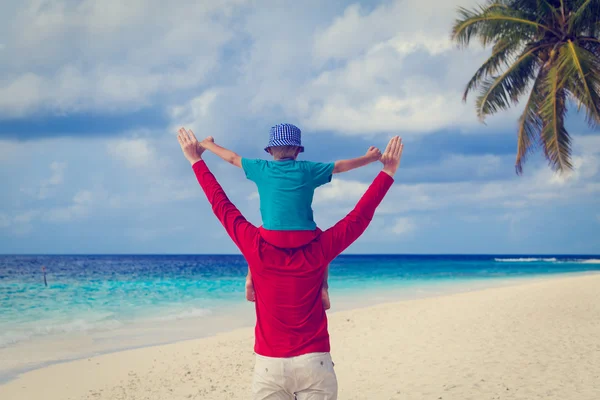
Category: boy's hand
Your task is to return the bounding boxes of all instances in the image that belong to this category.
[365,146,382,162]
[380,136,403,177]
[177,127,205,165]
[201,136,215,146]
[197,135,242,168]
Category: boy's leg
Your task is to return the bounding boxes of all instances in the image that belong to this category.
[246,267,256,302]
[321,265,330,310]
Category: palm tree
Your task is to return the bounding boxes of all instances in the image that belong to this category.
[452,0,600,174]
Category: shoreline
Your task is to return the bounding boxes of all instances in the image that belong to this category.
[1,271,595,383]
[2,271,599,397]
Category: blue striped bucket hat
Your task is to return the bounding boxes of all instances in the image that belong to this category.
[264,123,304,153]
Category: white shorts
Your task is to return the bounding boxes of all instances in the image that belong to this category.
[252,352,338,400]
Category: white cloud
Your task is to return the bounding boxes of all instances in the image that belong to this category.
[0,0,246,117]
[314,134,600,218]
[37,161,68,199]
[168,89,222,136]
[166,0,494,138]
[170,89,220,123]
[0,211,40,236]
[105,135,202,206]
[0,192,96,232]
[292,33,480,134]
[391,217,416,236]
[1,0,521,139]
[46,162,67,185]
[107,138,155,169]
[0,213,11,228]
[45,190,94,222]
[314,179,369,204]
[288,0,487,135]
[13,210,41,224]
[312,1,477,64]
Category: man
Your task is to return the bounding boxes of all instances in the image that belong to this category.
[177,129,403,399]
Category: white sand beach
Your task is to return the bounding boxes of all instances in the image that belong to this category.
[1,274,599,400]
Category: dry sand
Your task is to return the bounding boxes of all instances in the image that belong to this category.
[1,274,599,399]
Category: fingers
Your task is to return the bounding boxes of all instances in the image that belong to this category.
[383,136,398,157]
[188,129,199,143]
[177,128,186,148]
[178,127,189,145]
[177,127,201,146]
[382,137,394,156]
[395,137,403,159]
[391,136,401,158]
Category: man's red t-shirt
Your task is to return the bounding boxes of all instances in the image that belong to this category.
[193,161,393,357]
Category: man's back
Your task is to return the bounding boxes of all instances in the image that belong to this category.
[249,242,330,357]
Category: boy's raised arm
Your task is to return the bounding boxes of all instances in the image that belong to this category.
[333,146,382,174]
[177,128,258,255]
[321,137,403,261]
[201,136,242,168]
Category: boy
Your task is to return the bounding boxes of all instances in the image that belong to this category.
[200,123,381,309]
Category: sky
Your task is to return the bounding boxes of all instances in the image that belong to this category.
[0,0,598,255]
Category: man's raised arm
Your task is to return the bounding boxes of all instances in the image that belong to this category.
[177,128,258,255]
[319,136,404,262]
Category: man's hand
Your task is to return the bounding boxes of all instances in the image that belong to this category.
[177,127,205,165]
[380,136,403,177]
[365,146,382,162]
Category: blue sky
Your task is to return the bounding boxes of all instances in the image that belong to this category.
[0,0,598,254]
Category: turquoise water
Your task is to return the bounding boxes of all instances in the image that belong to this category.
[1,254,599,351]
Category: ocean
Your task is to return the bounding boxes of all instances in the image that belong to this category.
[1,254,599,380]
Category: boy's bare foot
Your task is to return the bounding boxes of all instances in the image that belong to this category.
[245,280,256,302]
[321,287,331,310]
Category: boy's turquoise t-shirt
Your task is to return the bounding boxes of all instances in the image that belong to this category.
[241,158,335,231]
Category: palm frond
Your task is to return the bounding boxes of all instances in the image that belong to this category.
[452,0,598,174]
[569,0,600,36]
[463,39,524,101]
[452,6,555,48]
[475,44,547,119]
[512,0,561,25]
[516,69,547,174]
[578,37,600,57]
[539,50,573,172]
[538,0,561,24]
[564,40,600,125]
